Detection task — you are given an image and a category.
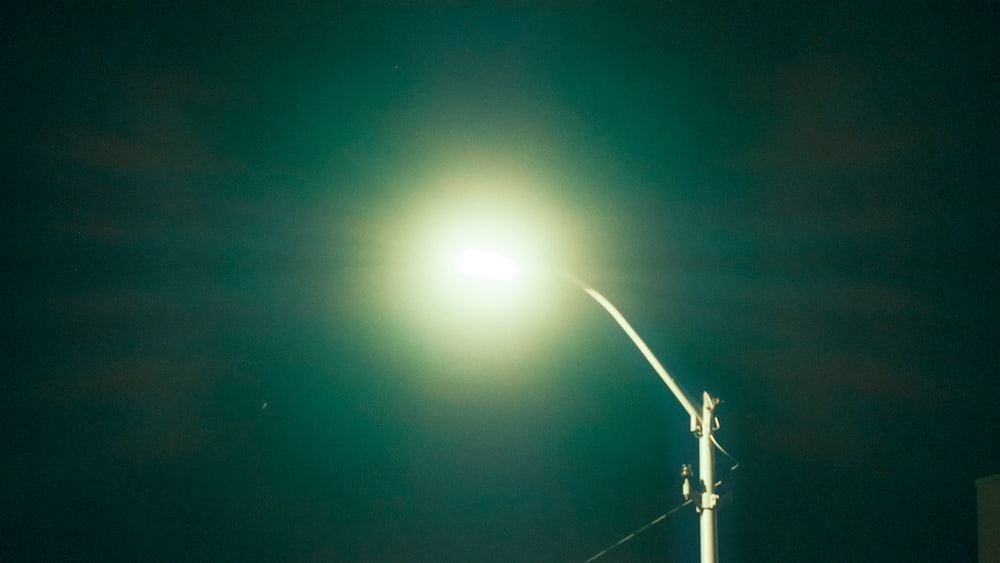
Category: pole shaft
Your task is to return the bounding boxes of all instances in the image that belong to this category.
[557,272,721,562]
[699,391,718,563]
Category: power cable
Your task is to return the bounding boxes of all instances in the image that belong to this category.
[583,499,695,563]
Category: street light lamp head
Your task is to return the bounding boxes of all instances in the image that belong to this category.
[454,250,520,280]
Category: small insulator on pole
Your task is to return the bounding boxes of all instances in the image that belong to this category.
[681,464,693,501]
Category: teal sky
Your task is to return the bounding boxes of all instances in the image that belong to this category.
[4,2,998,561]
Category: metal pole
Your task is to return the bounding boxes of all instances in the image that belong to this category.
[557,272,722,563]
[699,391,719,563]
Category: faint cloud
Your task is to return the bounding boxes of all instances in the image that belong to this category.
[41,70,245,176]
[727,337,950,473]
[41,281,271,464]
[46,358,215,463]
[742,60,924,173]
[55,127,235,175]
[51,354,262,464]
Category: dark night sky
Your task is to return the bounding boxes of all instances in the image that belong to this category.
[3,2,999,561]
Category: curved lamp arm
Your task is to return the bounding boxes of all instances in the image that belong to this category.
[557,272,703,427]
[455,251,722,562]
[559,271,722,563]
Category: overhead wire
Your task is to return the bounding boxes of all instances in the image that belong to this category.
[583,499,695,563]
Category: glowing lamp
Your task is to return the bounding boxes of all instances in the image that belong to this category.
[454,250,519,280]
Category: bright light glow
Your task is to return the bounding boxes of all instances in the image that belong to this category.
[454,250,520,280]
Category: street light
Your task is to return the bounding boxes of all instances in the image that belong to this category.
[454,250,520,280]
[455,250,724,563]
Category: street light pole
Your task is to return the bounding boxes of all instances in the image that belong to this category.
[698,391,719,563]
[558,273,719,563]
[452,252,723,562]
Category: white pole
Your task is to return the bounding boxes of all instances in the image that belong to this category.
[558,272,720,563]
[699,391,719,563]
